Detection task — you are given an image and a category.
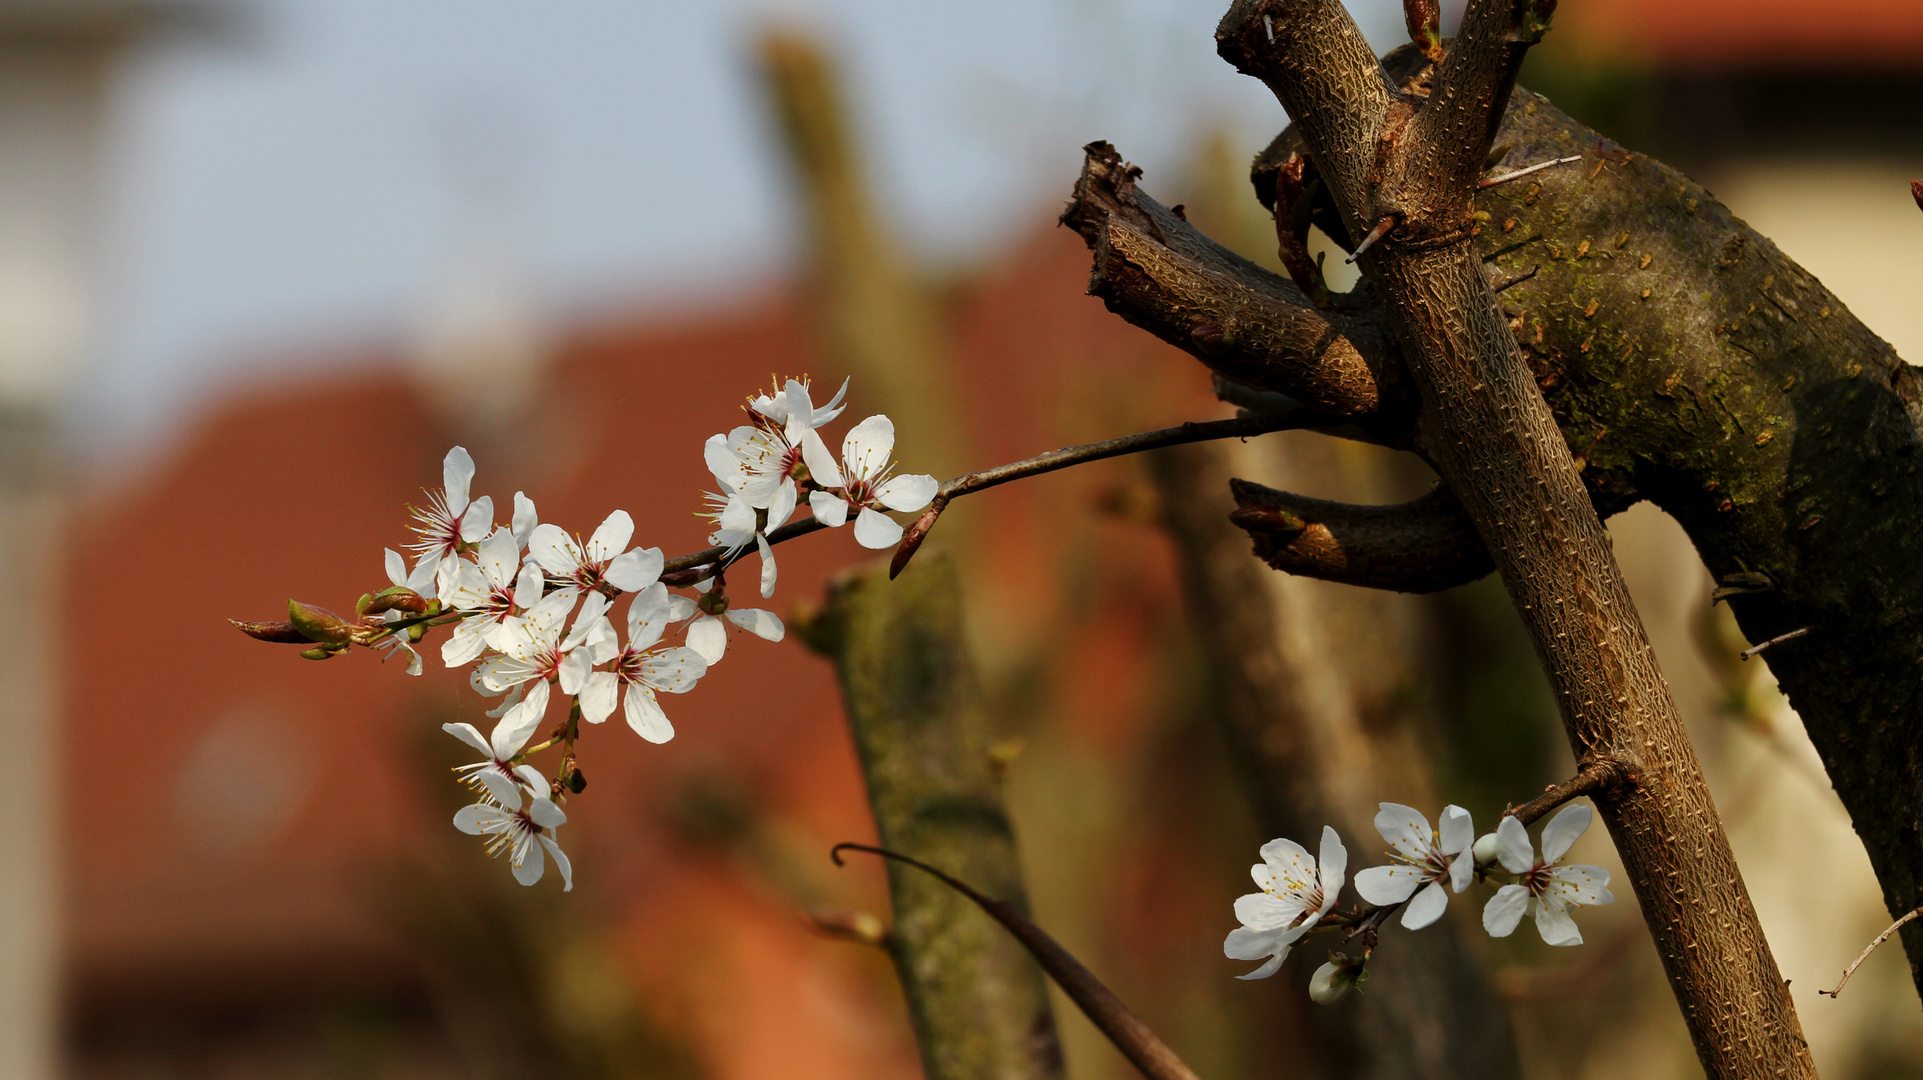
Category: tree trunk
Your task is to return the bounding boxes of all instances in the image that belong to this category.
[801,552,1065,1080]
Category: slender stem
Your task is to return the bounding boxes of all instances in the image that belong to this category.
[659,411,1320,576]
[832,842,1202,1080]
[1741,626,1811,661]
[1819,905,1923,998]
[1507,760,1632,826]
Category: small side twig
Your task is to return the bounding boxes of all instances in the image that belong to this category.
[1345,215,1397,264]
[1507,759,1632,825]
[1741,626,1811,661]
[1478,155,1582,190]
[1493,264,1540,293]
[1819,905,1923,998]
[831,842,1201,1080]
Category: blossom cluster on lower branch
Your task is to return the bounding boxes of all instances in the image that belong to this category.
[234,375,937,891]
[1226,802,1615,1001]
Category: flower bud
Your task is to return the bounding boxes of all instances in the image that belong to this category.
[287,600,354,647]
[698,589,731,616]
[1473,831,1501,866]
[1309,954,1366,1005]
[230,618,312,644]
[889,502,945,580]
[359,585,429,618]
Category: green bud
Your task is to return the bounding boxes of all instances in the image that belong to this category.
[1310,954,1367,1004]
[287,600,353,646]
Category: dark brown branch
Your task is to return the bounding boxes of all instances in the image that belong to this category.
[1408,0,1555,198]
[1228,479,1493,593]
[1215,0,1389,238]
[832,844,1201,1080]
[1507,760,1634,826]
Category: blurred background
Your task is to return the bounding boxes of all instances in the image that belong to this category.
[7,0,1923,1076]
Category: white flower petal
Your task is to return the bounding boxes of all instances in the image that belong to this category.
[841,414,895,483]
[514,560,546,609]
[1374,802,1434,862]
[460,495,494,542]
[1448,847,1475,893]
[1495,814,1535,875]
[511,832,546,886]
[1539,803,1593,864]
[1400,881,1450,930]
[1353,864,1422,906]
[1439,804,1475,856]
[801,428,843,488]
[491,680,549,757]
[477,768,523,806]
[667,593,698,621]
[586,510,635,563]
[624,683,676,743]
[1534,897,1583,946]
[441,620,492,668]
[1316,825,1347,902]
[540,834,573,892]
[442,722,492,757]
[605,546,664,592]
[853,506,903,549]
[475,528,519,586]
[1234,892,1303,931]
[642,647,707,693]
[815,376,849,426]
[528,523,582,574]
[384,548,407,587]
[1482,884,1530,937]
[756,534,778,599]
[527,796,566,830]
[768,479,798,531]
[443,446,475,517]
[810,489,849,528]
[704,433,742,484]
[579,670,619,724]
[725,606,784,642]
[512,492,538,548]
[406,552,440,597]
[686,614,728,663]
[1551,864,1615,906]
[454,802,510,835]
[558,648,593,695]
[876,473,938,513]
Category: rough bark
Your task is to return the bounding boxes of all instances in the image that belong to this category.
[801,552,1064,1080]
[1151,440,1522,1080]
[1196,3,1814,1076]
[1251,48,1923,1007]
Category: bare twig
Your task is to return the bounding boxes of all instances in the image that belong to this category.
[1507,760,1633,826]
[1345,215,1396,263]
[1478,155,1581,190]
[1741,626,1811,661]
[1819,906,1923,998]
[1492,264,1540,293]
[832,843,1202,1080]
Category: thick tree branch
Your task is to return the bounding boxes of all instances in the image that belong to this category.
[1202,7,1818,1076]
[1090,215,1384,416]
[1215,0,1389,240]
[1407,0,1552,198]
[1227,479,1492,593]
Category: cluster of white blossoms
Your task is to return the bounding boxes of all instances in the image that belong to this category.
[342,377,936,891]
[1226,802,1613,1001]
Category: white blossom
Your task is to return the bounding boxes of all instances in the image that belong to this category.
[1480,805,1614,946]
[560,584,708,743]
[473,590,587,694]
[1224,825,1347,980]
[442,680,552,800]
[526,510,662,595]
[709,377,846,514]
[697,478,791,600]
[675,579,784,664]
[453,778,572,890]
[806,415,939,549]
[408,446,494,593]
[1352,803,1475,930]
[440,529,545,667]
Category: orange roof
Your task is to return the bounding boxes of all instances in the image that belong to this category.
[1557,0,1923,67]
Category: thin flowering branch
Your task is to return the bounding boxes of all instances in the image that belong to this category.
[650,410,1324,583]
[831,843,1203,1080]
[1819,905,1923,999]
[1506,760,1633,826]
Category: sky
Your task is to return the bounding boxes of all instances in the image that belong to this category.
[73,0,1428,461]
